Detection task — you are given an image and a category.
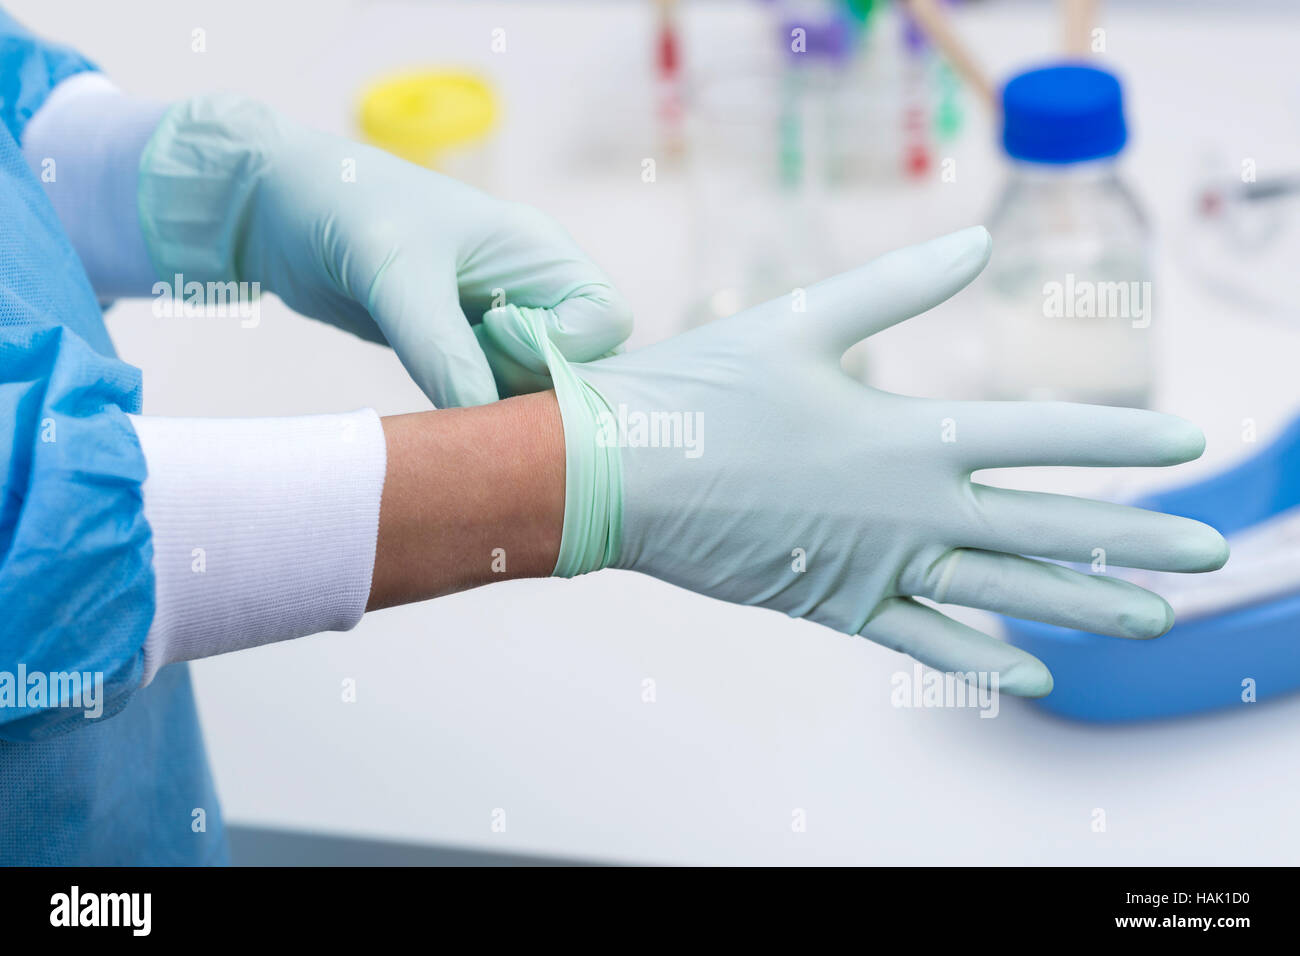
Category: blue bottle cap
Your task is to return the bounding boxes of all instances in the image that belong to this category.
[1001,64,1128,163]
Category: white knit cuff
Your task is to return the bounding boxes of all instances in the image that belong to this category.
[21,72,167,298]
[128,410,387,686]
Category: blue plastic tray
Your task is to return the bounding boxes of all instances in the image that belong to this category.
[1003,413,1300,722]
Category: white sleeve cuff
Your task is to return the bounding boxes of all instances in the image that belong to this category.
[21,72,168,299]
[129,410,388,686]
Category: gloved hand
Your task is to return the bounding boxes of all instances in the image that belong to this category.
[137,93,631,408]
[488,227,1229,696]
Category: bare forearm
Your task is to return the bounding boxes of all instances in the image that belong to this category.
[367,391,566,610]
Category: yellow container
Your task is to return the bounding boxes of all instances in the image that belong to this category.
[358,70,498,178]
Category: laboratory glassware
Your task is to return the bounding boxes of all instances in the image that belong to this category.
[983,64,1153,407]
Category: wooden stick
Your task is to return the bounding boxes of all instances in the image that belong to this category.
[1063,0,1099,57]
[905,0,995,112]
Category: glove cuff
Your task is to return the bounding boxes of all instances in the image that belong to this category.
[487,306,623,577]
[137,92,283,287]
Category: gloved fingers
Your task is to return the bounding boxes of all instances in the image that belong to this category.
[912,548,1174,639]
[859,597,1053,698]
[456,202,634,360]
[474,320,555,396]
[453,201,586,313]
[482,285,632,365]
[369,270,501,408]
[795,226,991,358]
[968,484,1230,572]
[946,400,1205,470]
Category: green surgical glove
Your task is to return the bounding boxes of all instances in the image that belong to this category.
[137,93,631,408]
[488,227,1229,697]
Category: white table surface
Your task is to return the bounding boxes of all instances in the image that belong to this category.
[15,0,1300,864]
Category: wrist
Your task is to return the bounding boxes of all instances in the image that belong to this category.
[479,306,623,577]
[368,390,566,609]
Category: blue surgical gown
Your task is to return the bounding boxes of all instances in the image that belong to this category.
[0,10,228,864]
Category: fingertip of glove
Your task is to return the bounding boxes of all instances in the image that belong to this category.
[1164,522,1230,573]
[947,224,993,264]
[543,292,635,359]
[420,359,500,409]
[428,384,499,409]
[1199,529,1231,572]
[918,225,993,284]
[1169,418,1208,463]
[1137,413,1207,465]
[1003,658,1054,698]
[600,293,635,346]
[1117,596,1176,640]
